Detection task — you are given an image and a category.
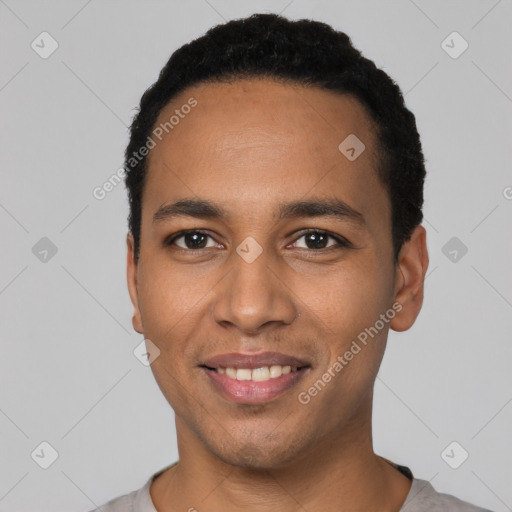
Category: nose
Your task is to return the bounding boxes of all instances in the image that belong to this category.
[211,248,298,335]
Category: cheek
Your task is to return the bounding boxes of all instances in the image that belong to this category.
[148,358,202,428]
[138,270,203,410]
[135,273,198,388]
[137,256,212,335]
[307,262,391,330]
[303,257,394,376]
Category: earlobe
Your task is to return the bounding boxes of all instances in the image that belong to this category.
[390,225,429,332]
[126,232,144,334]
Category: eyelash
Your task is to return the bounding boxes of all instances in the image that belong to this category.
[163,229,352,252]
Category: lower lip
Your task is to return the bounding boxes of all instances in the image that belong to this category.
[201,367,308,404]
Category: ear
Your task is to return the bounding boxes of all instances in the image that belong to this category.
[390,225,429,332]
[126,232,144,334]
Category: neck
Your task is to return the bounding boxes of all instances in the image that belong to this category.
[151,395,412,512]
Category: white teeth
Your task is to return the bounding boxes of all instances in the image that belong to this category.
[225,367,237,379]
[252,367,270,381]
[269,365,282,378]
[217,365,299,382]
[236,368,252,381]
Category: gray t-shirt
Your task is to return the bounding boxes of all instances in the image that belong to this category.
[92,461,493,512]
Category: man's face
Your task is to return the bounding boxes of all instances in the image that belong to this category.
[127,78,413,468]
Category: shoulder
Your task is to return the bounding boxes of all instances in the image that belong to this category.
[89,463,176,512]
[88,477,156,512]
[88,490,138,512]
[402,478,494,512]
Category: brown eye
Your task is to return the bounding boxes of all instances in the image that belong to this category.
[291,230,350,250]
[165,231,218,250]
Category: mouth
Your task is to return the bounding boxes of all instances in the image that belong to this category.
[199,352,311,404]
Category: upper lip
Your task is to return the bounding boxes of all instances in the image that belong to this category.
[201,351,311,369]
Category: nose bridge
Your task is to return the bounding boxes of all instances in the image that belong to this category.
[212,242,297,332]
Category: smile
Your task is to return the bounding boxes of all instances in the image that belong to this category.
[199,351,311,404]
[211,365,298,381]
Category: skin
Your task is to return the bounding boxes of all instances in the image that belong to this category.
[126,78,429,511]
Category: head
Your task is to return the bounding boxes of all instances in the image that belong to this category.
[125,13,428,469]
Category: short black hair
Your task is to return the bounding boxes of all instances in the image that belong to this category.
[124,13,425,264]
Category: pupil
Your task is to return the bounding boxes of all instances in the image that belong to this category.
[307,232,327,249]
[186,232,207,249]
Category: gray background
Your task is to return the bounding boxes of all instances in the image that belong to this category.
[1,0,511,510]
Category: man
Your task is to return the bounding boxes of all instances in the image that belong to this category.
[93,13,492,512]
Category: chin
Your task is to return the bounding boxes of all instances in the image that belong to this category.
[202,427,313,471]
[215,446,298,471]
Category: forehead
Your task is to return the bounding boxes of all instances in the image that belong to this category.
[142,78,389,232]
[151,78,379,163]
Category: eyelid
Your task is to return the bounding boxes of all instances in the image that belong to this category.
[164,228,352,251]
[289,228,352,248]
[164,229,221,249]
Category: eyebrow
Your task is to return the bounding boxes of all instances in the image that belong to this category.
[152,197,366,227]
